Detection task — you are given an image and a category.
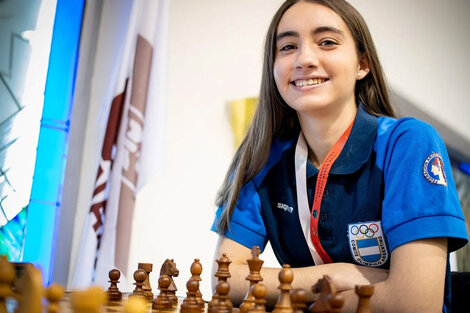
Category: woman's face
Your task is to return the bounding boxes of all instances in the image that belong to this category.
[273,1,368,115]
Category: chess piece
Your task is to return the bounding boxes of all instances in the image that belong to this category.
[45,283,64,313]
[240,246,264,313]
[152,275,174,311]
[190,258,204,308]
[14,263,43,313]
[355,285,374,313]
[70,286,106,313]
[107,268,123,301]
[209,253,232,311]
[209,280,231,313]
[125,295,148,313]
[290,288,307,313]
[132,269,147,298]
[272,264,294,313]
[309,275,337,313]
[160,259,179,308]
[251,283,267,313]
[181,279,203,313]
[328,294,344,313]
[138,262,153,300]
[0,255,15,313]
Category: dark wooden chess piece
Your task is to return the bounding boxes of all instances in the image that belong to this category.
[152,275,174,311]
[107,268,123,301]
[138,262,153,301]
[290,288,307,313]
[132,269,147,298]
[181,279,203,313]
[272,264,294,313]
[309,275,337,313]
[190,258,204,309]
[240,246,264,313]
[160,259,180,308]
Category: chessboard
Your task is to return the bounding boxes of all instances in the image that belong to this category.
[0,246,374,313]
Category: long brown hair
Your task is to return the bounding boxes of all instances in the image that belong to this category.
[215,0,395,233]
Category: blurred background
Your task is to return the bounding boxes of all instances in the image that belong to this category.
[1,0,469,298]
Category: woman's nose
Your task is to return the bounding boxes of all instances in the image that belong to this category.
[295,44,319,69]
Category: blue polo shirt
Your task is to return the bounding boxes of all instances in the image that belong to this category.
[211,106,468,311]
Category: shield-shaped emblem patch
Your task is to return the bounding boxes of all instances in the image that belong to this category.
[348,221,388,267]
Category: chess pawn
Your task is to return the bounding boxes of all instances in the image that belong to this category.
[132,269,147,298]
[250,283,267,313]
[355,285,374,313]
[328,294,344,313]
[107,268,123,301]
[209,280,231,313]
[138,262,153,301]
[190,258,204,307]
[0,255,15,313]
[272,264,294,313]
[45,283,64,313]
[152,275,174,311]
[290,288,307,313]
[70,286,106,313]
[181,279,203,313]
[240,246,264,313]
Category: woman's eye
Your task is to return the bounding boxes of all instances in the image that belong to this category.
[319,39,338,47]
[280,44,296,52]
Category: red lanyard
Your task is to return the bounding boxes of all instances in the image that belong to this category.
[310,119,354,264]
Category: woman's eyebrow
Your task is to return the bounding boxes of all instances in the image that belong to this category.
[276,26,344,42]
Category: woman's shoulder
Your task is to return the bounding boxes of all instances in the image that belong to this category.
[376,115,443,145]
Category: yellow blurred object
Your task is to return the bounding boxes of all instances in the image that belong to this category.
[229,97,258,148]
[125,295,148,313]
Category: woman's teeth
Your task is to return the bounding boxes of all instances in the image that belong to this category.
[294,78,326,87]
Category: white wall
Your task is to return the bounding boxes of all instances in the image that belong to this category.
[68,0,470,298]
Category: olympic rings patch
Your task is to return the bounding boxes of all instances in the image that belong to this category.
[348,221,388,267]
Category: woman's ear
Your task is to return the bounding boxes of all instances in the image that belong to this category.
[356,54,370,80]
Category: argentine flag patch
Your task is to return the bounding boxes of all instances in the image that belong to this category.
[348,221,388,267]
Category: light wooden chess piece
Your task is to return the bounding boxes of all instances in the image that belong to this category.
[14,263,43,313]
[107,268,123,301]
[70,285,106,313]
[272,264,294,313]
[190,258,204,308]
[250,283,267,313]
[0,255,15,313]
[209,253,232,311]
[355,285,374,313]
[240,246,264,313]
[45,283,64,313]
[125,295,148,313]
[290,288,307,313]
[152,275,174,311]
[138,262,153,301]
[208,280,231,313]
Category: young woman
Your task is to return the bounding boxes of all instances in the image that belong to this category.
[211,1,468,312]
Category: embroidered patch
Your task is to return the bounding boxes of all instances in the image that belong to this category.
[348,221,388,267]
[423,153,447,187]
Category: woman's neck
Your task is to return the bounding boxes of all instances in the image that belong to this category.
[298,103,357,166]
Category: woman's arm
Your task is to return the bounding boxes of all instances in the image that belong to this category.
[340,238,448,313]
[212,236,389,308]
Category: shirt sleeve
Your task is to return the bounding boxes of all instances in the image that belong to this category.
[379,118,468,252]
[210,180,268,250]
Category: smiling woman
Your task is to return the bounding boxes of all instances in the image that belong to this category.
[210,1,468,312]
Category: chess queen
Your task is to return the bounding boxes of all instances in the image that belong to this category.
[211,0,468,312]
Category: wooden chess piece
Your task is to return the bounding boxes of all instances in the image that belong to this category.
[181,279,203,313]
[251,283,267,313]
[0,255,15,313]
[209,253,232,311]
[13,263,43,313]
[125,295,148,313]
[45,283,64,313]
[107,268,123,301]
[272,264,294,313]
[354,285,374,313]
[240,246,264,313]
[70,286,106,313]
[132,269,147,298]
[209,280,231,313]
[328,294,344,313]
[160,259,179,308]
[190,258,204,308]
[290,288,307,313]
[309,275,337,313]
[138,262,153,301]
[152,275,174,311]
